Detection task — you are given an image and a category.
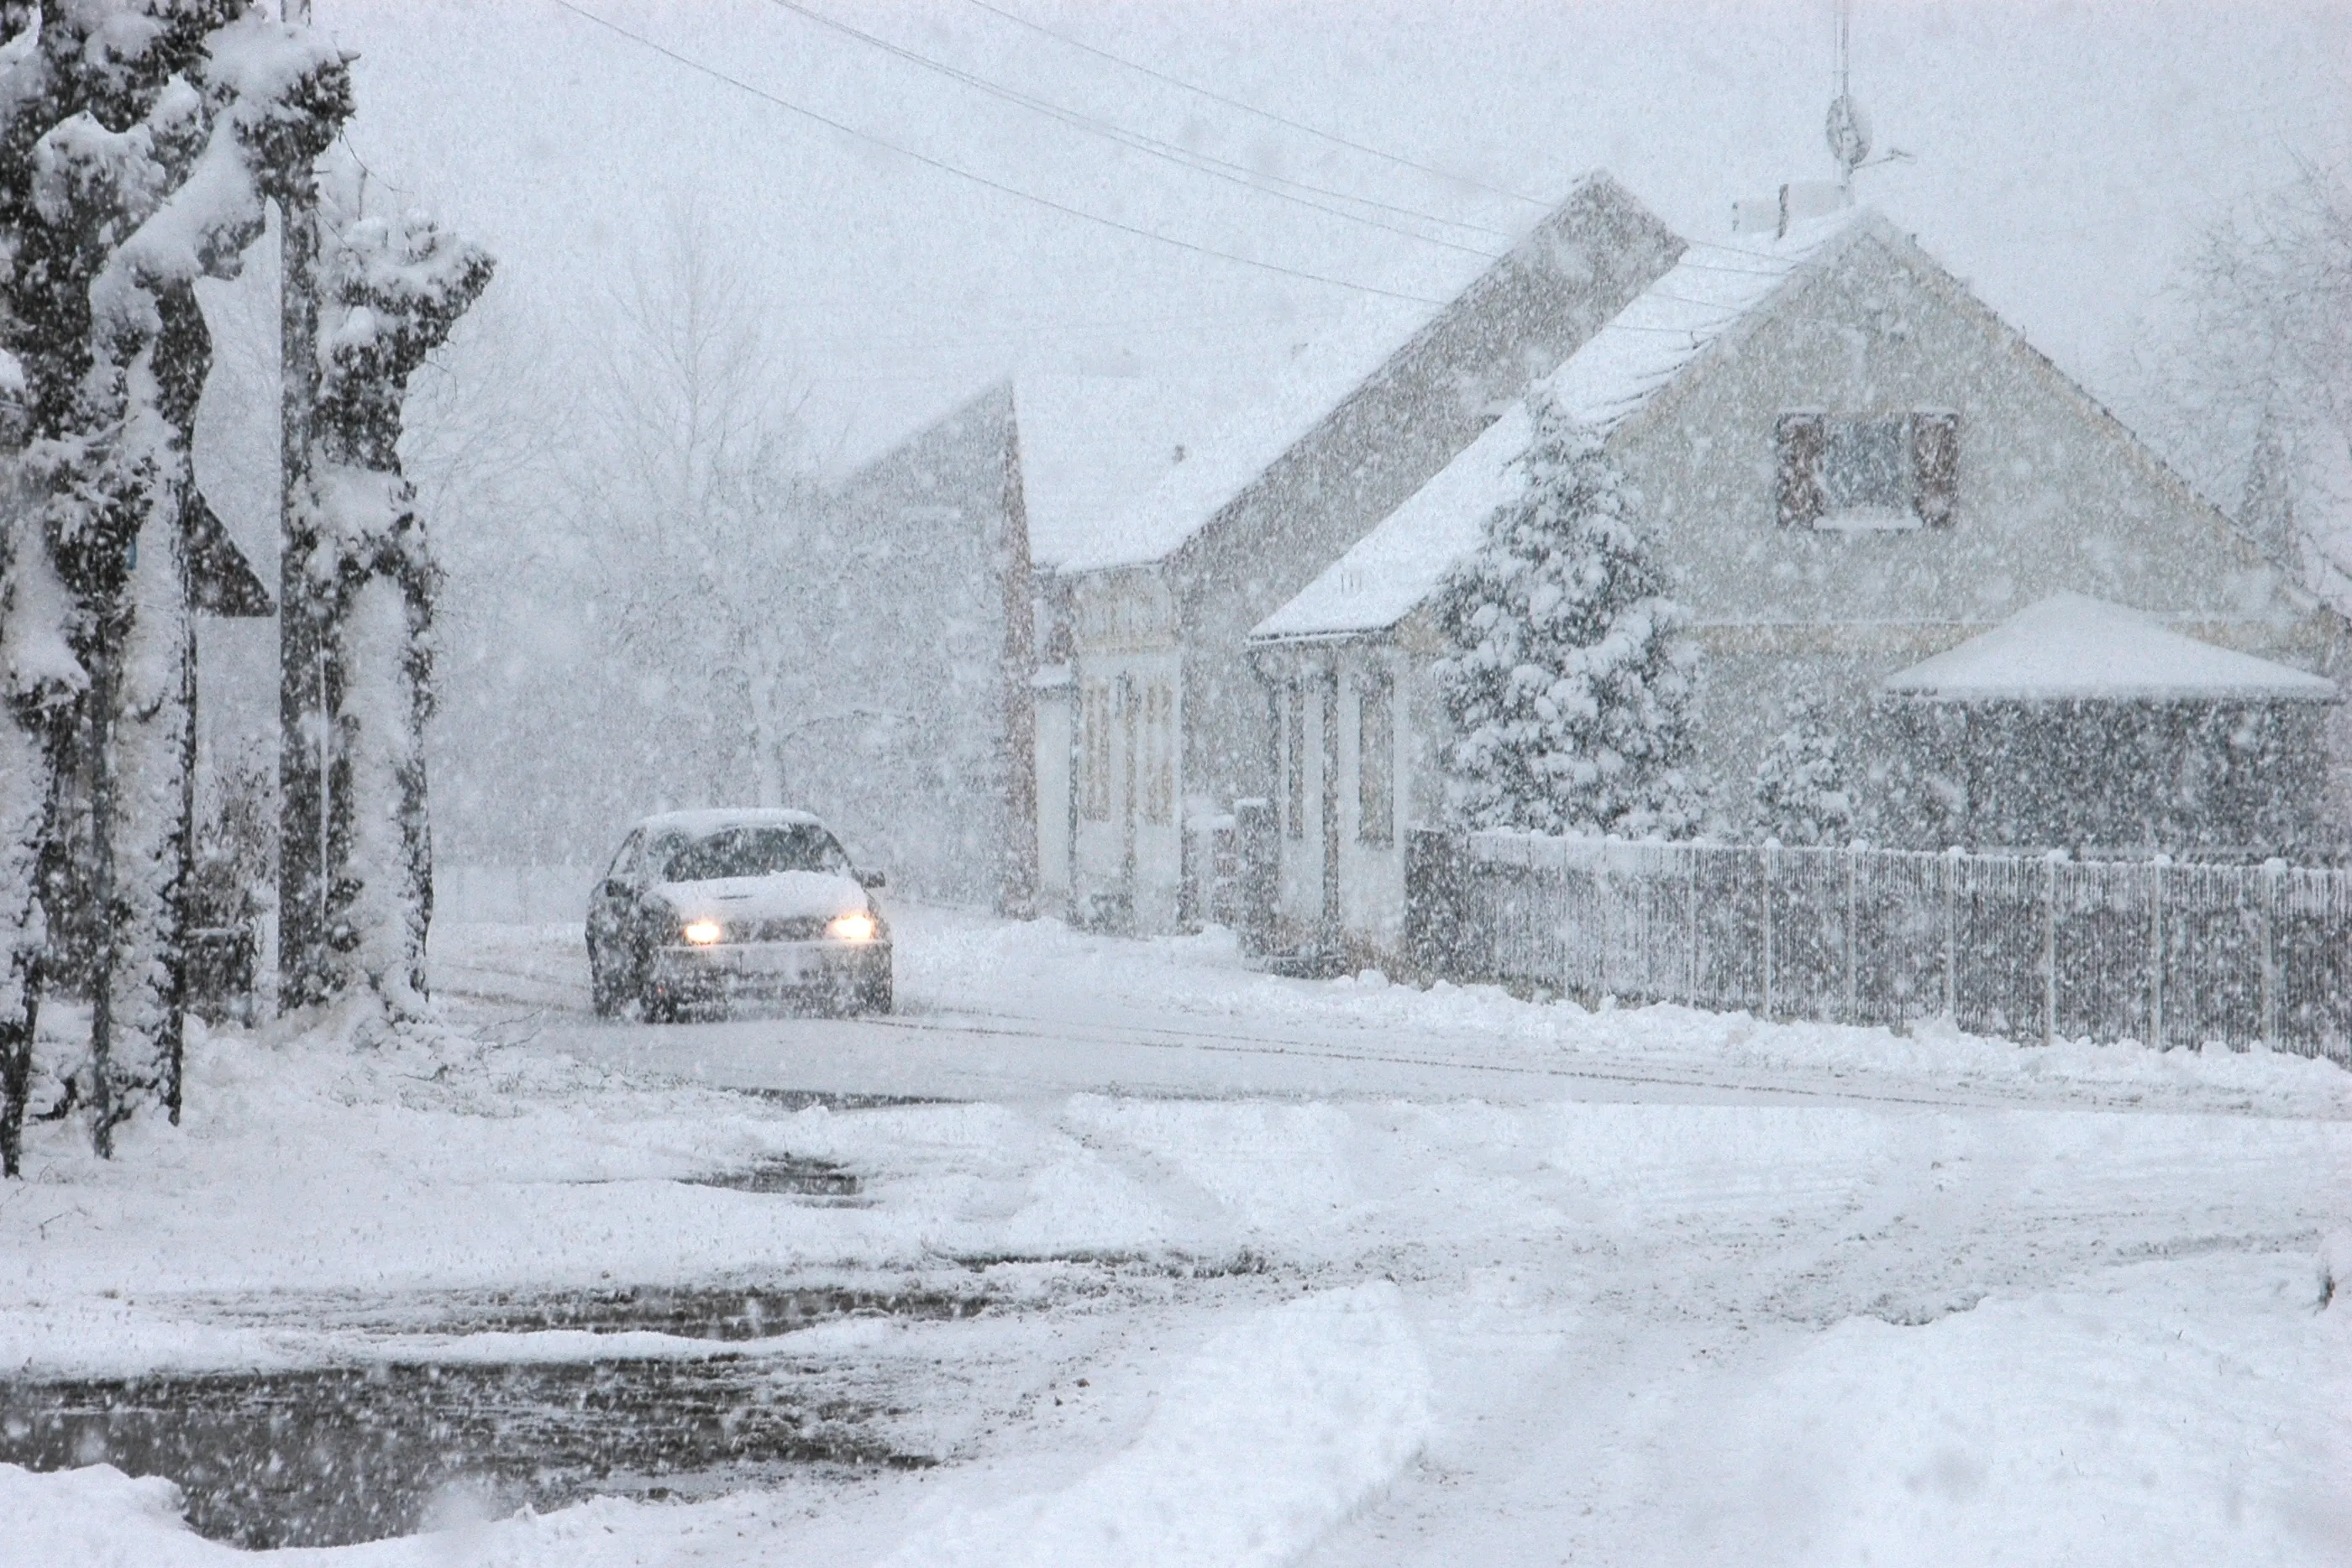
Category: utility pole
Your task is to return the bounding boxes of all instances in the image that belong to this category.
[277,0,328,1009]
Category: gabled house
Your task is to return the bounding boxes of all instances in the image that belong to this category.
[1042,171,1686,932]
[802,376,1215,910]
[1249,207,2349,958]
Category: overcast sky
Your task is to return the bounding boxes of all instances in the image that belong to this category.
[316,0,2350,467]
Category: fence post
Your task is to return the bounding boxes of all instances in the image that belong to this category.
[1942,846,1961,1021]
[1844,839,1861,1025]
[1761,840,1777,1022]
[2150,856,2169,1049]
[1686,846,1699,1004]
[2042,850,2061,1047]
[2261,857,2283,1051]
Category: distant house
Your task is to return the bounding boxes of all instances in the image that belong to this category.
[802,377,1213,910]
[1248,207,2349,959]
[1042,171,1685,932]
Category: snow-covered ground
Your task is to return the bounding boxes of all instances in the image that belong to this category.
[6,905,2350,1565]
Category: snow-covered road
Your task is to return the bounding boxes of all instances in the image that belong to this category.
[6,905,2349,1566]
[437,906,2352,1119]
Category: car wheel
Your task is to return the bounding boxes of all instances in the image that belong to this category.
[857,962,893,1017]
[641,983,678,1024]
[589,949,623,1018]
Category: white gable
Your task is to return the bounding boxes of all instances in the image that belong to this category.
[1252,211,1872,642]
[1882,593,2337,702]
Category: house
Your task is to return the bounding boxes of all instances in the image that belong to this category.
[1247,206,2349,960]
[803,376,1219,910]
[1042,171,1686,932]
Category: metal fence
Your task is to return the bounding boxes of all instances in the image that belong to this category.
[1404,831,2352,1062]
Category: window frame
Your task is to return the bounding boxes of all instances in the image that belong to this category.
[1776,410,1960,532]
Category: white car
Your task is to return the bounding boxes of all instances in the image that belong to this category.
[585,810,891,1019]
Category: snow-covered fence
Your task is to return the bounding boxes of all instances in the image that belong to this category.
[1405,831,2352,1062]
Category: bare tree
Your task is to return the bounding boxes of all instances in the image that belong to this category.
[589,205,838,813]
[2134,160,2352,590]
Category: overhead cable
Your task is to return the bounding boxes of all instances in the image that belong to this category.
[757,0,1514,254]
[955,0,1560,213]
[547,0,1451,307]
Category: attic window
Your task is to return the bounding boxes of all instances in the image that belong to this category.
[1777,412,1959,531]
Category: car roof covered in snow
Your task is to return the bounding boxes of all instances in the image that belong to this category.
[1252,210,1874,642]
[1881,593,2340,703]
[633,808,829,837]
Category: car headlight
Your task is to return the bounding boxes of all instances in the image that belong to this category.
[681,918,725,945]
[826,911,877,943]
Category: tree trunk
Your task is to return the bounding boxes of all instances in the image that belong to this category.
[95,485,195,1147]
[279,193,328,1013]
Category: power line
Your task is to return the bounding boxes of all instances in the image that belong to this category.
[955,0,1559,214]
[759,0,1519,254]
[546,1,1451,307]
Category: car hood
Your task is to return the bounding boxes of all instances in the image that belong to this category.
[654,872,870,923]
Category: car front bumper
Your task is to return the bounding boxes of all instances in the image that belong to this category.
[647,939,890,1002]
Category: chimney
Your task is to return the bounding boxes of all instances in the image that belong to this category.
[1730,180,1852,239]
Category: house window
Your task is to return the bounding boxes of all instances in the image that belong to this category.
[1141,681,1175,826]
[1777,411,1959,530]
[1284,683,1305,840]
[1080,682,1112,821]
[1356,679,1394,847]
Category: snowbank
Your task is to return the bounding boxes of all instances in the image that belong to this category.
[878,1283,1429,1568]
[1657,1252,2352,1566]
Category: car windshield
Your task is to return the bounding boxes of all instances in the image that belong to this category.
[656,824,848,883]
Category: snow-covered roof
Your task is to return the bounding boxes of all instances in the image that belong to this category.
[1252,210,1872,642]
[1052,292,1446,574]
[1881,594,2339,703]
[1252,396,1538,641]
[1011,376,1242,570]
[1546,209,1871,431]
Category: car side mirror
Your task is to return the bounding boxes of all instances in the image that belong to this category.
[856,868,887,889]
[601,878,630,899]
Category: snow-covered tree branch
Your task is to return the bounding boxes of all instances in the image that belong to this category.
[1749,695,1853,847]
[589,207,836,812]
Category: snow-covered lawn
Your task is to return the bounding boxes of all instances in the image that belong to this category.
[5,908,2349,1565]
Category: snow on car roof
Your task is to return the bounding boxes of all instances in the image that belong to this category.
[1881,593,2339,703]
[1252,211,1872,642]
[635,808,828,836]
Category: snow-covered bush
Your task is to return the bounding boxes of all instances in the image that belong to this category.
[1433,395,1700,837]
[1750,694,1854,846]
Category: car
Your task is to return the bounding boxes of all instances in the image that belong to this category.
[585,809,892,1020]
